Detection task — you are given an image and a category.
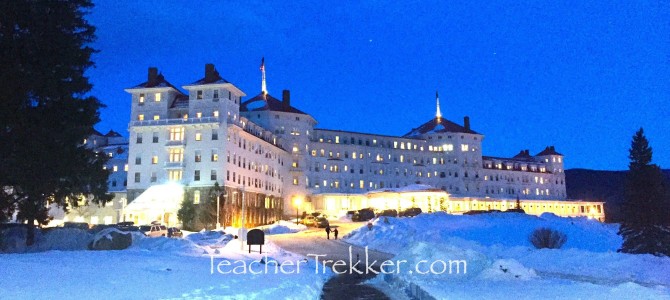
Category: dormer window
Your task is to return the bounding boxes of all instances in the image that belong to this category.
[197,90,203,100]
[213,90,219,100]
[139,93,145,105]
[155,93,161,102]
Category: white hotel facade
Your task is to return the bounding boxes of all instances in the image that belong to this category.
[122,63,604,227]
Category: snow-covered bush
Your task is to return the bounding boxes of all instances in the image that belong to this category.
[529,227,567,249]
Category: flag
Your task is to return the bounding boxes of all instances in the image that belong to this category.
[260,57,265,71]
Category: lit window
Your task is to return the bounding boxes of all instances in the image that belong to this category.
[151,155,158,164]
[139,93,145,104]
[195,150,201,162]
[293,178,299,185]
[153,115,160,120]
[211,150,218,162]
[155,93,161,102]
[168,170,182,181]
[169,127,184,141]
[196,112,202,118]
[169,148,184,162]
[112,165,118,172]
[194,190,201,204]
[461,144,469,152]
[124,164,128,171]
[443,144,454,151]
[195,132,202,141]
[138,114,144,121]
[213,110,219,117]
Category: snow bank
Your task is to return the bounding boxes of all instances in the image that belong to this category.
[349,212,670,299]
[255,220,308,235]
[345,212,621,253]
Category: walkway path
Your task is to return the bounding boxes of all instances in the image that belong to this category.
[268,221,395,300]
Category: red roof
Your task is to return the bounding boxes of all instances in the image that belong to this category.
[240,92,308,115]
[403,117,478,137]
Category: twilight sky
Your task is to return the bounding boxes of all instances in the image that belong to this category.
[86,1,669,171]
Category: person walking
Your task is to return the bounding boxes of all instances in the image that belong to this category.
[333,228,339,240]
[325,225,331,239]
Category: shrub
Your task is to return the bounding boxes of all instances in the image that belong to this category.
[529,227,567,249]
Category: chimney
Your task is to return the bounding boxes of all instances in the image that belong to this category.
[282,90,291,109]
[148,67,158,85]
[205,63,216,83]
[525,149,530,155]
[464,116,471,131]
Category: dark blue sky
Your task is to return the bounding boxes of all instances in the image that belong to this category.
[86,1,669,170]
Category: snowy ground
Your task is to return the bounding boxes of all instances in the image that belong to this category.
[346,212,670,299]
[0,228,330,299]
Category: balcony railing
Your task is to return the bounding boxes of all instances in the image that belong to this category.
[131,116,219,127]
[164,161,186,169]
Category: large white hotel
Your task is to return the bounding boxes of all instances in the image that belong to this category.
[115,63,604,227]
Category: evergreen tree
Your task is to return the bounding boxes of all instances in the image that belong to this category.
[199,183,221,230]
[177,191,196,231]
[515,195,522,210]
[0,0,110,245]
[619,128,670,256]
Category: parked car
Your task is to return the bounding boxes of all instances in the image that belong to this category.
[345,210,356,219]
[376,209,398,218]
[301,215,316,227]
[167,227,183,238]
[352,209,375,222]
[63,222,90,230]
[315,217,329,228]
[139,224,168,237]
[399,207,423,217]
[504,208,526,214]
[463,209,501,215]
[89,224,118,233]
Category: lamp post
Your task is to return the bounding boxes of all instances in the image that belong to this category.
[216,190,221,229]
[293,197,303,225]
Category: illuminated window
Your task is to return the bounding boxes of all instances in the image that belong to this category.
[169,127,184,141]
[195,132,202,141]
[138,114,144,121]
[461,144,469,152]
[168,170,182,181]
[139,93,145,104]
[293,177,299,185]
[153,115,160,120]
[155,93,161,102]
[443,144,454,151]
[311,150,316,156]
[213,110,219,117]
[211,150,218,162]
[112,165,118,172]
[169,148,183,162]
[195,150,201,162]
[194,190,201,204]
[124,164,128,171]
[359,180,364,189]
[196,112,202,118]
[151,155,158,164]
